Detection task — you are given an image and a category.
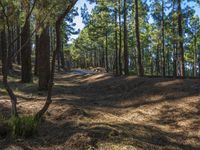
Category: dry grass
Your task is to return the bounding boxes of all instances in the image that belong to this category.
[0,69,200,150]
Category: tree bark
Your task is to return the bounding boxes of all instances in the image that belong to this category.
[16,23,21,65]
[38,27,50,90]
[118,0,122,75]
[124,0,129,75]
[115,7,119,75]
[35,0,78,120]
[60,41,65,69]
[135,0,143,76]
[105,33,109,72]
[177,0,185,77]
[193,36,197,77]
[161,0,165,77]
[34,33,39,76]
[21,1,32,83]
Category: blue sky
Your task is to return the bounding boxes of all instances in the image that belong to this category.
[71,0,200,41]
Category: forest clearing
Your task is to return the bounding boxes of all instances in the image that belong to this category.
[1,0,200,149]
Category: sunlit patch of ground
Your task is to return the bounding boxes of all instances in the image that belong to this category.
[1,68,200,149]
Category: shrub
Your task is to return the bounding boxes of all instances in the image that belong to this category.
[8,116,38,138]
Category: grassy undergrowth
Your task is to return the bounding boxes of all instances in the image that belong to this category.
[0,114,39,138]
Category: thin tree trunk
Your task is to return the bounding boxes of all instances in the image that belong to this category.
[178,0,184,77]
[16,23,21,65]
[156,43,160,76]
[194,36,197,77]
[135,0,143,76]
[124,0,129,75]
[115,7,119,75]
[118,0,122,75]
[161,0,165,77]
[34,33,39,76]
[105,33,109,72]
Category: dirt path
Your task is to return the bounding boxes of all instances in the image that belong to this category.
[1,70,200,150]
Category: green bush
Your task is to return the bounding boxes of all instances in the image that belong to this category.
[8,116,38,138]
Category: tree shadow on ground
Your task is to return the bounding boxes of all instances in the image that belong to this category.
[1,72,200,149]
[52,75,200,112]
[1,118,199,149]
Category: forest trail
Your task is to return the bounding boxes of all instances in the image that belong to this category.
[1,69,200,150]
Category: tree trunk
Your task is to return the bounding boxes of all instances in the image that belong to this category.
[60,42,65,69]
[34,33,39,76]
[161,0,165,77]
[118,0,122,75]
[156,43,160,76]
[16,23,21,65]
[172,2,177,78]
[7,26,13,71]
[194,36,197,77]
[105,33,109,72]
[38,27,50,90]
[124,0,129,75]
[35,0,78,120]
[115,7,119,75]
[178,0,185,77]
[21,2,32,83]
[135,0,143,76]
[1,27,18,116]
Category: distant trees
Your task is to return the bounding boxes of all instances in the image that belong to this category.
[70,0,200,78]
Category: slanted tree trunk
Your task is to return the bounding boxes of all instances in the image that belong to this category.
[135,0,143,76]
[1,26,18,116]
[35,0,78,120]
[124,0,129,75]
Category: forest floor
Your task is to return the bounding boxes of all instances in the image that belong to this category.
[1,65,200,150]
